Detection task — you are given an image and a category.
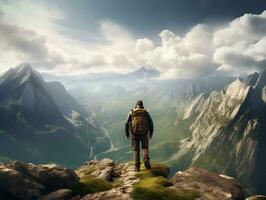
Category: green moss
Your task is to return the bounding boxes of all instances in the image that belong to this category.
[71,167,122,196]
[132,185,199,200]
[136,176,173,188]
[135,162,170,179]
[131,162,199,200]
[71,174,113,195]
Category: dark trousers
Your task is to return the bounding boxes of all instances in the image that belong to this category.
[131,135,149,165]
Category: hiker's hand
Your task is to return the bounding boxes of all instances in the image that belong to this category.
[126,134,130,139]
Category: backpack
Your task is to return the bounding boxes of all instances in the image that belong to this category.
[131,108,149,135]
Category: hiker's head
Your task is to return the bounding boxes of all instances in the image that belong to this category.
[135,100,144,108]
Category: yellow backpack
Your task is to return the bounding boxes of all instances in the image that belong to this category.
[131,108,149,136]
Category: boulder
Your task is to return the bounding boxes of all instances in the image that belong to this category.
[98,166,114,181]
[8,161,79,190]
[0,161,79,200]
[0,165,45,200]
[171,167,244,200]
[76,158,118,181]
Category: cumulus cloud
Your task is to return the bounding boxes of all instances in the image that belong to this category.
[133,25,217,79]
[213,11,266,74]
[0,0,265,79]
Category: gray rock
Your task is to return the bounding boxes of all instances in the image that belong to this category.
[0,161,79,200]
[100,158,115,167]
[98,166,114,181]
[171,167,244,200]
[8,161,79,190]
[39,189,73,200]
[246,195,266,200]
[0,165,45,200]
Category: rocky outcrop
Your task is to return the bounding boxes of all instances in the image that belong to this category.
[1,158,261,200]
[0,161,78,200]
[77,159,244,200]
[171,168,244,200]
[76,158,140,200]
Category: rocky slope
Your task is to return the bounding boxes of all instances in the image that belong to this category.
[0,63,111,166]
[0,158,252,200]
[171,70,266,195]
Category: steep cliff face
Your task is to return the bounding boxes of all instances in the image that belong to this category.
[172,70,266,194]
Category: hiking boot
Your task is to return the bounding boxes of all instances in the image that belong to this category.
[135,165,140,172]
[135,162,140,172]
[144,158,151,169]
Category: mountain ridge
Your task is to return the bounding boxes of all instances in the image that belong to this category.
[170,69,266,194]
[0,64,111,166]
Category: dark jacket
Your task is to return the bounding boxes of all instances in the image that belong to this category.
[125,107,154,137]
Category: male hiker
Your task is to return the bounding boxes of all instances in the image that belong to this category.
[125,100,154,172]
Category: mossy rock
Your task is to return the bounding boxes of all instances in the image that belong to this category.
[131,162,199,200]
[71,174,113,195]
[71,167,122,196]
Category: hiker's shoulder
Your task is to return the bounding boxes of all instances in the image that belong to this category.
[129,109,134,115]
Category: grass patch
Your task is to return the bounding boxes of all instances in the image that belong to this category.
[71,167,121,196]
[131,162,199,200]
[71,174,113,195]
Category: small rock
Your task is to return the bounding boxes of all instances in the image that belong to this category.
[91,169,101,177]
[100,158,115,167]
[98,166,114,181]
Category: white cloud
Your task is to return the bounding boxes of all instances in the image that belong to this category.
[213,11,266,74]
[135,38,154,53]
[0,0,265,79]
[214,11,266,47]
[133,25,217,79]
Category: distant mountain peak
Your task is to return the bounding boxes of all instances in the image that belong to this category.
[138,66,149,71]
[13,62,36,75]
[5,62,45,85]
[15,62,32,69]
[128,66,160,79]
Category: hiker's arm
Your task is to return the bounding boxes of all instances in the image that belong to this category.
[125,112,132,138]
[147,112,154,138]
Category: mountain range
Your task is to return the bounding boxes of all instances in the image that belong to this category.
[0,63,111,167]
[1,63,266,196]
[169,70,266,194]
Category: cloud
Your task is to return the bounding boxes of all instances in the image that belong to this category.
[213,11,266,74]
[0,0,265,79]
[214,11,266,47]
[0,20,49,61]
[135,38,154,53]
[133,25,217,79]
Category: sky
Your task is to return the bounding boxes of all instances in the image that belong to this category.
[0,0,266,79]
